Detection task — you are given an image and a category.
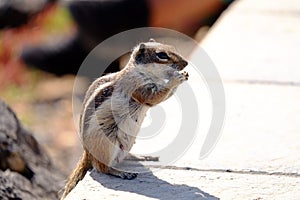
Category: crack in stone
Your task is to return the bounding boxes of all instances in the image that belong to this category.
[145,165,300,178]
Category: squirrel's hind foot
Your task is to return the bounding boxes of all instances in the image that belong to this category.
[108,167,138,180]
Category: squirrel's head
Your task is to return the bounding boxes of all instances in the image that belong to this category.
[131,39,188,71]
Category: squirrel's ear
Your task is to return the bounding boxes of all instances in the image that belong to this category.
[149,38,156,42]
[135,43,146,63]
[139,43,146,50]
[138,43,146,54]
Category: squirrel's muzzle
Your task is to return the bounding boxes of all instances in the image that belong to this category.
[174,60,188,71]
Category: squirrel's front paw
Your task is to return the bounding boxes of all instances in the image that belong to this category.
[180,71,189,80]
[166,70,189,87]
[173,70,189,83]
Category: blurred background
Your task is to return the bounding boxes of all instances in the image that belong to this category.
[0,0,77,174]
[0,0,234,174]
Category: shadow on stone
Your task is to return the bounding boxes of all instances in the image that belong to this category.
[89,160,219,200]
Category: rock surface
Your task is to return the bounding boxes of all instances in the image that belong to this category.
[0,100,65,200]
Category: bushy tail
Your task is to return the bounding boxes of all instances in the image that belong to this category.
[61,150,92,199]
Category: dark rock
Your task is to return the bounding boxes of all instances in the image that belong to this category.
[0,99,65,200]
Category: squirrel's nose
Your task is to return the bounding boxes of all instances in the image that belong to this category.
[182,60,188,67]
[177,60,188,70]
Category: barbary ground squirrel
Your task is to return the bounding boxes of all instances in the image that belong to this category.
[61,39,189,199]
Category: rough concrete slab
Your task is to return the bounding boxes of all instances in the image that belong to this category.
[176,83,300,174]
[201,0,300,83]
[66,168,300,200]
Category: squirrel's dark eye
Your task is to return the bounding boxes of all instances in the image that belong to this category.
[156,52,170,60]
